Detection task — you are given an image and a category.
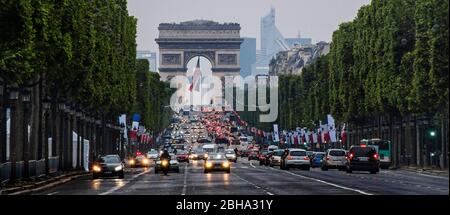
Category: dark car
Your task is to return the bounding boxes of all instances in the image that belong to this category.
[92,155,125,179]
[128,155,151,168]
[346,146,380,174]
[311,152,325,168]
[176,150,190,163]
[259,151,272,166]
[248,150,259,161]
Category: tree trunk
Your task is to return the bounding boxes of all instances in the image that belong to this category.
[0,85,6,163]
[9,95,19,181]
[30,81,40,164]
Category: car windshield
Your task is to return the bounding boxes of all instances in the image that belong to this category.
[149,151,158,154]
[314,153,325,158]
[225,150,234,154]
[101,156,120,163]
[351,147,376,157]
[177,150,187,154]
[273,150,284,156]
[290,151,306,156]
[195,149,204,154]
[209,154,226,160]
[329,150,346,156]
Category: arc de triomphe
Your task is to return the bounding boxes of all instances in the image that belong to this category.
[155,20,243,82]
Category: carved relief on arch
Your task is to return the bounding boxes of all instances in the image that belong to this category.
[184,51,216,67]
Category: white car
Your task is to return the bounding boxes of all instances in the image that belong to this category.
[147,150,159,160]
[322,149,347,171]
[225,149,237,163]
[270,149,284,167]
[281,149,310,170]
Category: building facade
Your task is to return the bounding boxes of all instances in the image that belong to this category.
[240,37,256,77]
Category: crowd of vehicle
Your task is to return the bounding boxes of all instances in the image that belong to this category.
[90,107,384,179]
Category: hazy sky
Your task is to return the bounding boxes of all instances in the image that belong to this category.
[127,0,370,51]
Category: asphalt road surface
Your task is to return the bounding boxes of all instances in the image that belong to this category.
[34,158,448,195]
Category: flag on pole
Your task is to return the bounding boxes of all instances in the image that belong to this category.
[189,57,202,92]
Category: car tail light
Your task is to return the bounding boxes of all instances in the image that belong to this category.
[287,156,293,160]
[373,153,379,160]
[303,156,309,160]
[326,156,331,160]
[349,153,354,159]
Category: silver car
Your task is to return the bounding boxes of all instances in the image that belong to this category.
[269,149,284,167]
[322,149,347,171]
[281,149,310,170]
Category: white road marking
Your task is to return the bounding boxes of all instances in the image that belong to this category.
[269,167,373,195]
[99,169,151,195]
[47,191,59,195]
[181,163,188,195]
[233,172,275,196]
[249,162,256,168]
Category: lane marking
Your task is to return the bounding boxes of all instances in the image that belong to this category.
[181,163,188,195]
[99,168,151,195]
[47,191,59,195]
[269,167,373,195]
[249,162,256,169]
[233,172,275,196]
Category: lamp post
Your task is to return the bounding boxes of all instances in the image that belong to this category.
[8,85,19,181]
[22,87,31,179]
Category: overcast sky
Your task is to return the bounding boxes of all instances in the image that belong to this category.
[127,0,370,51]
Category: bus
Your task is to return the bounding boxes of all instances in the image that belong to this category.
[360,138,391,169]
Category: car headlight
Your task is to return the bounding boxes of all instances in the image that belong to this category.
[93,165,101,172]
[204,154,209,158]
[142,158,149,165]
[128,159,135,165]
[205,162,213,168]
[161,160,169,166]
[222,161,230,168]
[115,166,123,171]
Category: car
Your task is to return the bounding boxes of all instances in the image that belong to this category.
[280,149,310,170]
[311,152,325,168]
[346,146,380,174]
[248,150,259,161]
[92,155,125,179]
[204,153,231,173]
[147,149,159,160]
[258,151,272,166]
[176,150,190,163]
[128,155,151,168]
[224,149,237,163]
[306,151,314,159]
[155,153,180,173]
[239,149,249,157]
[269,149,284,167]
[189,149,206,160]
[322,149,347,171]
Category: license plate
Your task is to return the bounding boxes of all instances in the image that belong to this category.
[104,171,112,174]
[359,157,368,161]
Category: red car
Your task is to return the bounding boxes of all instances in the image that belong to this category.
[176,150,190,163]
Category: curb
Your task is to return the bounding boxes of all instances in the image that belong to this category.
[0,172,90,195]
[401,167,449,176]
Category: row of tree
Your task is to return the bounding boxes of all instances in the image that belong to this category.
[274,0,448,130]
[134,59,172,134]
[1,0,137,125]
[0,1,176,179]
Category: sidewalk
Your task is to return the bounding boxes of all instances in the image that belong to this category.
[0,171,89,195]
[398,166,449,177]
